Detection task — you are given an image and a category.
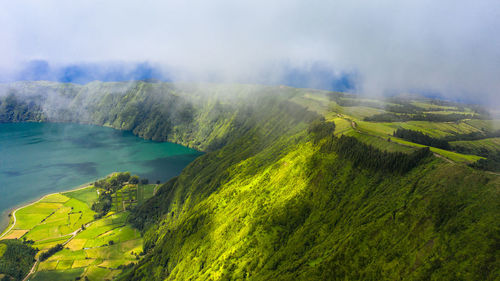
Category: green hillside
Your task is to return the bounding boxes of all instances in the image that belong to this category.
[0,82,499,280]
[121,106,498,280]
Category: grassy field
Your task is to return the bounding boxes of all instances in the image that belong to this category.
[354,120,484,139]
[1,178,151,281]
[290,90,498,167]
[316,109,493,164]
[344,131,416,153]
[8,190,97,249]
[451,137,500,153]
[246,89,496,166]
[32,211,142,281]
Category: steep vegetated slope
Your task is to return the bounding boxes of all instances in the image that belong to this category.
[0,82,499,280]
[122,122,498,280]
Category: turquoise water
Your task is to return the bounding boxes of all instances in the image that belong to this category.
[0,122,202,229]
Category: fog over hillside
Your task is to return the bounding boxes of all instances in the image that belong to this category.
[1,0,499,106]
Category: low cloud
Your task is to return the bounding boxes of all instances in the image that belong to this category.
[1,0,499,105]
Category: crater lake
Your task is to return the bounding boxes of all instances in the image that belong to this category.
[0,122,202,230]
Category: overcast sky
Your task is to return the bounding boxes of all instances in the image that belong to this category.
[1,0,499,104]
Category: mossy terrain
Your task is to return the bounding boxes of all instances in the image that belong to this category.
[1,82,499,280]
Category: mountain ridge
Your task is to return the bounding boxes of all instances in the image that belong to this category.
[0,81,498,280]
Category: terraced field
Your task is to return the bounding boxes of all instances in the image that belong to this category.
[32,212,142,281]
[0,180,154,281]
[295,91,496,166]
[1,190,95,245]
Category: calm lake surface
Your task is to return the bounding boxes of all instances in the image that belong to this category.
[0,122,202,230]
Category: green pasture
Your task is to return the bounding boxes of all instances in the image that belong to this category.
[390,138,483,163]
[451,137,500,153]
[31,268,84,281]
[344,131,415,153]
[63,187,98,208]
[463,119,500,132]
[291,94,331,116]
[356,121,395,137]
[332,117,353,135]
[410,101,459,111]
[327,116,483,163]
[2,182,144,280]
[34,204,142,280]
[85,265,121,281]
[357,120,484,138]
[17,196,96,244]
[32,236,70,251]
[329,103,385,119]
[342,106,385,119]
[39,193,70,203]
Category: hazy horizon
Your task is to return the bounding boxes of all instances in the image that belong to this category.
[1,0,499,105]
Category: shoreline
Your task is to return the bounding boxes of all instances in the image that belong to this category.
[0,175,109,239]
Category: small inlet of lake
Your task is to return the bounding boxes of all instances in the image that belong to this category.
[0,122,203,230]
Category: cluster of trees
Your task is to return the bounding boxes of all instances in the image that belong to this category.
[94,172,134,192]
[384,104,421,114]
[452,145,491,157]
[364,113,485,122]
[92,172,147,218]
[308,119,336,144]
[91,195,112,219]
[364,113,413,122]
[444,130,500,142]
[469,151,500,172]
[365,112,482,122]
[393,128,450,149]
[389,129,500,172]
[39,244,63,262]
[0,240,37,281]
[392,129,500,172]
[322,135,432,173]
